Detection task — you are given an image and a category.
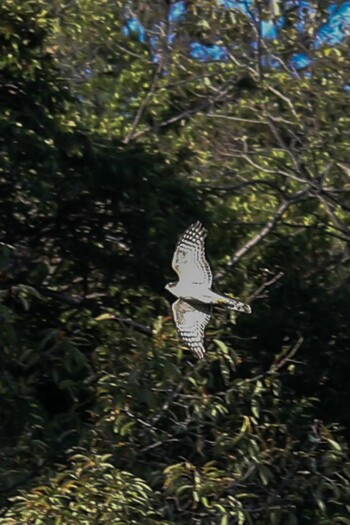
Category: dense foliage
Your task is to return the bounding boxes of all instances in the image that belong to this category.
[1,1,350,524]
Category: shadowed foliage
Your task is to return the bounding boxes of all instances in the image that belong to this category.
[1,1,350,524]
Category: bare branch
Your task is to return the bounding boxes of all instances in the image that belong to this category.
[247,271,284,303]
[204,178,287,197]
[247,335,305,383]
[271,336,305,373]
[112,316,153,336]
[128,79,233,141]
[123,63,162,144]
[38,287,153,336]
[206,113,265,125]
[216,189,307,280]
[267,86,299,119]
[317,194,350,237]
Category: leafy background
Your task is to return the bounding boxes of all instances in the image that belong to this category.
[0,1,350,524]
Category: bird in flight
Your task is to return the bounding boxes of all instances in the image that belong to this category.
[165,221,251,358]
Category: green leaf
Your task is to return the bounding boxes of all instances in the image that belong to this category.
[221,515,229,525]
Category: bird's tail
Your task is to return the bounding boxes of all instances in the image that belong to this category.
[215,295,251,314]
[227,298,251,314]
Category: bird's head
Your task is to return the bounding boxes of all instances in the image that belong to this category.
[165,281,176,293]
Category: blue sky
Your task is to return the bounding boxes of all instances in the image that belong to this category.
[122,1,350,69]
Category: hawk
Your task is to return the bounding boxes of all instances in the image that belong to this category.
[165,221,251,358]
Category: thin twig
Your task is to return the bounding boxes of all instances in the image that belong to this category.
[247,335,305,383]
[269,336,305,374]
[128,80,233,141]
[247,271,284,303]
[123,63,162,144]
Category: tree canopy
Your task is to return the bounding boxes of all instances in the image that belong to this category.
[1,1,350,524]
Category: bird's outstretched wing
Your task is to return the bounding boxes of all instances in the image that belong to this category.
[171,221,212,286]
[172,298,212,359]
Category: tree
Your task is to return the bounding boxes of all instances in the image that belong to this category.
[1,1,350,524]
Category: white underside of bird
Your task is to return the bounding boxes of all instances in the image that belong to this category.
[168,281,251,313]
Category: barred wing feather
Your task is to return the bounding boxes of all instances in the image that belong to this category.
[172,298,212,359]
[171,221,212,287]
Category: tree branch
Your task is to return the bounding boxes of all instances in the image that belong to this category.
[247,335,305,384]
[38,287,153,336]
[123,63,162,144]
[216,189,307,280]
[247,271,285,303]
[127,79,234,142]
[205,178,288,198]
